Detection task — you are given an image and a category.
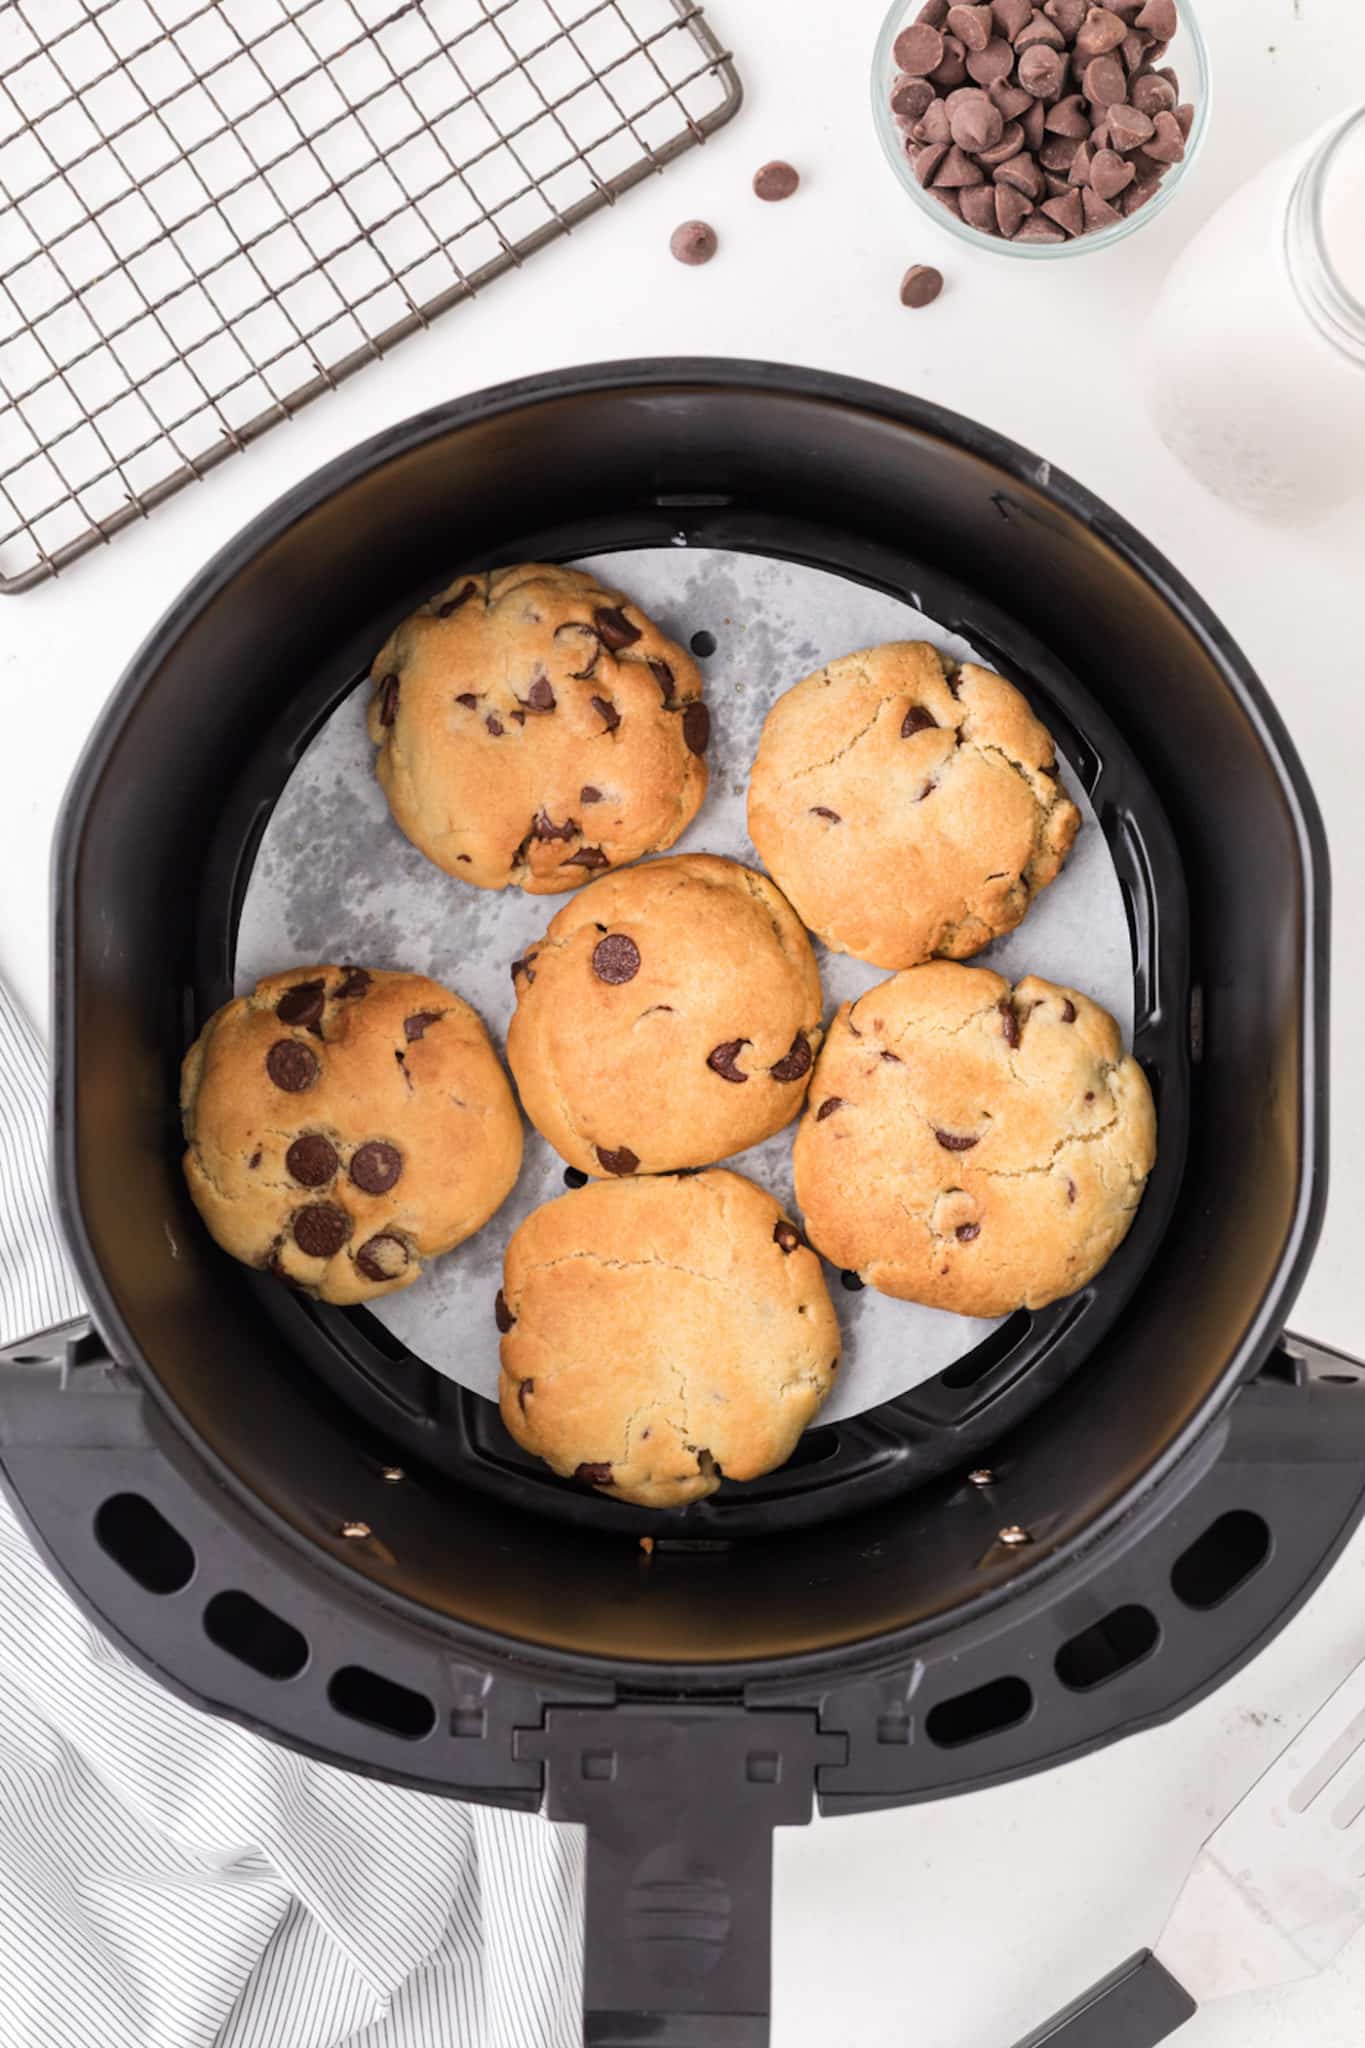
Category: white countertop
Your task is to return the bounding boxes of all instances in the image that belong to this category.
[3,1,1365,2042]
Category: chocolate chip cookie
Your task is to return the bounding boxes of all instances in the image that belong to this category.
[367,563,709,891]
[498,1169,840,1508]
[747,642,1080,968]
[793,961,1155,1316]
[181,966,522,1304]
[506,854,824,1177]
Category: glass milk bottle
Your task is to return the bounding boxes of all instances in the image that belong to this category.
[1141,105,1365,523]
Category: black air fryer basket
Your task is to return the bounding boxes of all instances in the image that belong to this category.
[3,362,1362,2048]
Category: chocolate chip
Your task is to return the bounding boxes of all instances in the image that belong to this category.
[895,21,945,72]
[356,1232,409,1282]
[882,1050,903,1064]
[914,98,953,144]
[1043,187,1085,235]
[976,120,1025,167]
[1045,0,1088,34]
[1136,0,1175,33]
[1046,92,1093,135]
[956,1221,982,1241]
[901,264,944,308]
[935,1129,980,1151]
[591,695,620,734]
[456,692,479,709]
[1090,146,1136,198]
[841,1269,865,1291]
[1040,133,1083,171]
[1070,141,1095,185]
[580,785,603,804]
[682,701,710,755]
[947,3,992,49]
[690,630,717,658]
[511,954,537,985]
[1000,999,1021,1047]
[534,810,578,841]
[485,714,504,736]
[992,0,1033,38]
[996,183,1034,235]
[1108,101,1155,150]
[1075,4,1126,55]
[404,1010,441,1041]
[1067,1178,1078,1203]
[276,979,325,1031]
[1081,184,1123,228]
[593,606,640,651]
[518,1377,535,1408]
[562,846,608,869]
[996,151,1045,198]
[931,32,968,85]
[892,73,936,119]
[437,580,477,617]
[935,143,985,187]
[596,1145,638,1176]
[350,1141,402,1194]
[1061,998,1077,1022]
[754,159,800,200]
[913,140,950,187]
[574,1462,613,1487]
[773,1219,806,1254]
[1144,108,1185,162]
[1083,52,1127,103]
[771,1033,812,1082]
[292,1203,350,1259]
[495,1288,515,1333]
[286,1134,338,1186]
[811,806,842,821]
[1018,43,1065,96]
[266,1040,318,1092]
[592,934,641,984]
[526,674,556,711]
[1013,212,1068,241]
[249,1149,262,1169]
[949,89,1003,151]
[377,674,399,726]
[990,76,1034,118]
[1131,70,1176,115]
[1175,101,1195,138]
[648,657,674,702]
[1016,10,1066,45]
[967,36,1016,82]
[336,967,371,999]
[816,1097,844,1121]
[670,219,717,265]
[707,1039,749,1084]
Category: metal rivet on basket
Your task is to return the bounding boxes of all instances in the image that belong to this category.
[340,1520,372,1540]
[968,1468,995,1487]
[998,1524,1031,1547]
[380,1467,404,1483]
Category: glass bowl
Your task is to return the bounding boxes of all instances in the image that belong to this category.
[872,0,1211,258]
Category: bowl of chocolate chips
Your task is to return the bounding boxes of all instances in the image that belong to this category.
[874,0,1209,253]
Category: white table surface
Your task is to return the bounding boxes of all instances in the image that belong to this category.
[4,2,1365,2042]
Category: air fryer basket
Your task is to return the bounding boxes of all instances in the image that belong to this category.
[3,363,1361,2048]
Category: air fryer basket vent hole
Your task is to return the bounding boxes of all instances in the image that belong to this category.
[925,1675,1033,1749]
[1171,1511,1271,1612]
[939,1311,1033,1391]
[1055,1603,1160,1692]
[94,1493,195,1595]
[778,1427,839,1471]
[203,1590,308,1681]
[328,1665,437,1740]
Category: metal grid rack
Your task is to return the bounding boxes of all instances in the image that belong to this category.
[0,0,740,594]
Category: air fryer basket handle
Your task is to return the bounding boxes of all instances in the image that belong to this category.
[518,1704,846,2048]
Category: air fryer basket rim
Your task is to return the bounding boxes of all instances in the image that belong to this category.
[51,358,1331,1684]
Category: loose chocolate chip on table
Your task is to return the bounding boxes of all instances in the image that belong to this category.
[356,1232,409,1282]
[817,1097,845,1121]
[771,1033,813,1083]
[534,810,578,841]
[1061,998,1078,1022]
[437,580,477,617]
[900,263,944,308]
[276,978,325,1030]
[593,605,640,651]
[670,219,718,265]
[892,73,936,119]
[292,1203,350,1259]
[335,967,370,998]
[562,845,608,869]
[754,159,800,200]
[811,805,842,821]
[902,703,939,735]
[287,1134,338,1186]
[956,1221,982,1241]
[266,1040,319,1093]
[682,701,711,755]
[708,1039,750,1084]
[591,694,621,734]
[895,21,945,72]
[935,1128,980,1151]
[377,674,399,726]
[350,1140,403,1195]
[648,657,674,701]
[575,1462,613,1487]
[404,1010,442,1041]
[580,785,603,804]
[526,674,556,711]
[495,1288,515,1333]
[592,933,641,984]
[596,1145,639,1176]
[690,630,717,658]
[773,1219,806,1255]
[1000,999,1021,1047]
[485,714,504,736]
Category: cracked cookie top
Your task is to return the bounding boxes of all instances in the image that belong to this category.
[367,562,709,892]
[180,966,522,1305]
[497,1168,840,1508]
[505,854,824,1178]
[746,641,1081,969]
[793,961,1156,1318]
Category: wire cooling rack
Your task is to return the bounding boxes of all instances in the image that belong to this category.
[0,0,740,594]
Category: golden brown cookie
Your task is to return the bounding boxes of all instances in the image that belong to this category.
[506,854,824,1177]
[181,966,522,1304]
[367,563,709,891]
[747,642,1080,968]
[793,962,1155,1316]
[497,1170,840,1508]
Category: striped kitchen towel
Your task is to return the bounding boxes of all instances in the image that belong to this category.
[0,982,584,2047]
